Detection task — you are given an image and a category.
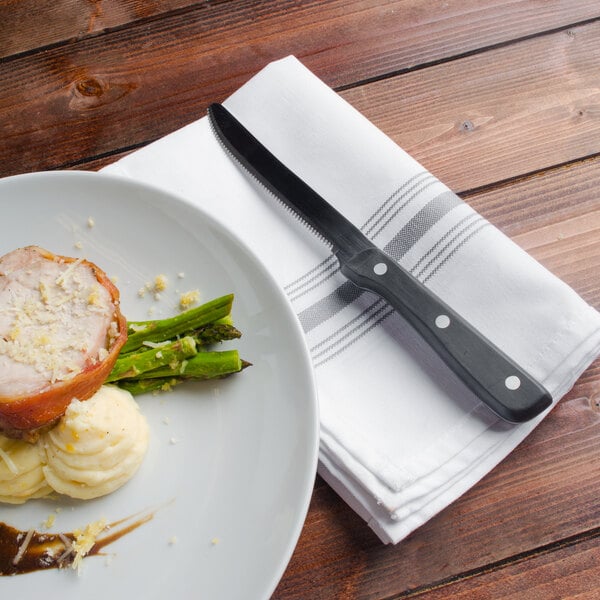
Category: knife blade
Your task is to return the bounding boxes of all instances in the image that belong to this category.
[207,102,552,423]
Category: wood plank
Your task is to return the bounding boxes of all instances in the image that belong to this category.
[0,0,209,58]
[274,379,600,599]
[415,534,600,599]
[343,20,600,191]
[1,5,599,178]
[2,0,599,68]
[273,158,600,598]
[464,156,600,306]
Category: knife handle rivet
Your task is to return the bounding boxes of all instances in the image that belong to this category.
[435,314,451,329]
[373,262,388,276]
[505,375,521,390]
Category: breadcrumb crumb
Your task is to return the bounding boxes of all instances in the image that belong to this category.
[71,518,107,572]
[154,274,168,292]
[179,289,200,310]
[43,513,56,529]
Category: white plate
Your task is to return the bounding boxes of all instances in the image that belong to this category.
[0,171,319,599]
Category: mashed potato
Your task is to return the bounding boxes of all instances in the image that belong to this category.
[0,435,52,504]
[0,386,149,503]
[41,386,149,500]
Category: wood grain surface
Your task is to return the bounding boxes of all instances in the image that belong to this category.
[1,1,599,598]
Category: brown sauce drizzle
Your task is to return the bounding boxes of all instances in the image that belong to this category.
[0,510,154,576]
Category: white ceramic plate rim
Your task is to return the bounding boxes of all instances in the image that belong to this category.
[0,170,319,599]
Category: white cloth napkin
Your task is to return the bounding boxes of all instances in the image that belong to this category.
[102,56,600,544]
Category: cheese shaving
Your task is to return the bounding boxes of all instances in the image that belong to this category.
[55,257,84,287]
[56,533,74,565]
[12,529,34,565]
[142,340,171,349]
[71,518,107,572]
[0,445,19,475]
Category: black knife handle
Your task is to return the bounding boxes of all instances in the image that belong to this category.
[338,247,552,422]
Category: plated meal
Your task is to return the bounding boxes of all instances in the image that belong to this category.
[0,171,318,600]
[0,244,248,572]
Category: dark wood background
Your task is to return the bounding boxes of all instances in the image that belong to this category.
[1,1,599,597]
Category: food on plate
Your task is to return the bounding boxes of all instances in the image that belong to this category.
[109,293,249,395]
[0,243,251,572]
[0,246,127,440]
[0,433,52,504]
[0,385,149,503]
[0,508,155,575]
[41,385,149,500]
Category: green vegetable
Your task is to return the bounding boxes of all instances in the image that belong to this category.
[108,293,249,395]
[135,349,241,380]
[107,336,198,382]
[122,293,234,353]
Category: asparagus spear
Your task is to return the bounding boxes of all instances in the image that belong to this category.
[122,293,234,353]
[193,323,241,345]
[135,349,242,380]
[108,292,250,395]
[116,356,251,396]
[118,377,182,396]
[107,336,197,382]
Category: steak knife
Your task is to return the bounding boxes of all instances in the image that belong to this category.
[207,102,552,423]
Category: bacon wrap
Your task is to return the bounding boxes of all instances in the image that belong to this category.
[0,248,128,440]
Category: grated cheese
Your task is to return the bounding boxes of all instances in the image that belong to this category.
[0,251,117,390]
[0,445,19,475]
[43,513,56,529]
[12,529,34,565]
[142,340,170,349]
[71,518,107,572]
[55,257,84,288]
[179,289,200,310]
[154,274,168,292]
[56,533,74,565]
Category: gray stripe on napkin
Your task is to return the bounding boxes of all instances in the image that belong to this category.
[285,171,431,297]
[411,212,481,275]
[284,254,338,294]
[311,217,488,363]
[311,298,388,354]
[422,221,491,283]
[299,190,463,332]
[385,191,462,258]
[366,176,438,240]
[289,260,340,302]
[313,303,395,367]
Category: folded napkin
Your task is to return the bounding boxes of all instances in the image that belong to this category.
[102,56,600,544]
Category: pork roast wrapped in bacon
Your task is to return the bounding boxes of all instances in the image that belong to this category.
[0,246,127,440]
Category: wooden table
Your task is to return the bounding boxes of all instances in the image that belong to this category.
[2,1,599,597]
